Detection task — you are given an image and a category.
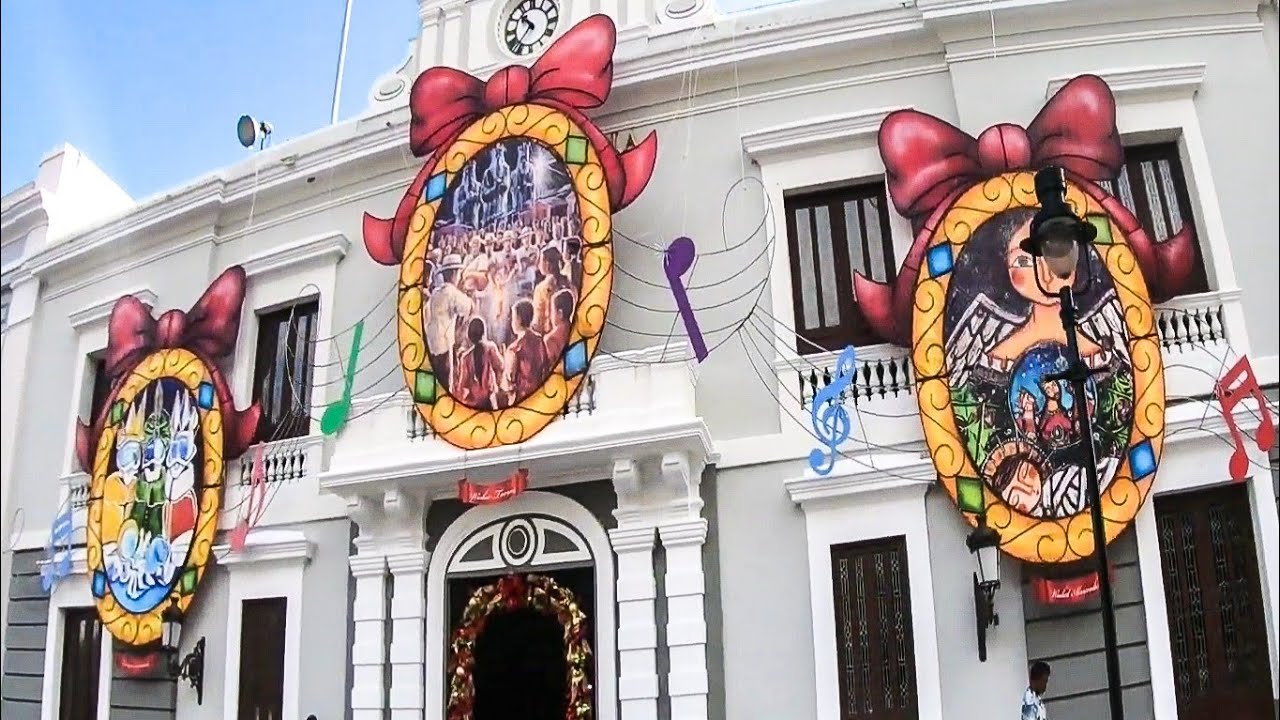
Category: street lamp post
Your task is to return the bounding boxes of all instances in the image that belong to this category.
[1021,166,1125,720]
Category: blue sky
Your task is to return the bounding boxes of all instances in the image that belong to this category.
[1,0,795,199]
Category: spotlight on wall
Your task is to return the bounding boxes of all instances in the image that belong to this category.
[237,115,274,150]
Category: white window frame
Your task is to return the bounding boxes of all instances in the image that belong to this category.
[61,288,158,477]
[39,552,112,720]
[424,491,618,718]
[217,529,312,720]
[785,460,944,720]
[740,107,915,360]
[230,230,349,436]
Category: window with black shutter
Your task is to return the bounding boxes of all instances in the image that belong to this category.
[58,608,102,720]
[786,182,896,354]
[1097,142,1209,295]
[252,301,318,440]
[88,356,112,424]
[237,597,288,720]
[831,536,918,720]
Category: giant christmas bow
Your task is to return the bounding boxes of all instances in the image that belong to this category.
[363,14,657,266]
[858,74,1199,347]
[75,266,261,472]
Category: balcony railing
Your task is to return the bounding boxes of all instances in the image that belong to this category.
[772,288,1245,448]
[326,345,699,481]
[58,471,91,545]
[221,433,339,529]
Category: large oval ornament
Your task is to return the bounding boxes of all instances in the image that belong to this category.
[913,172,1166,564]
[397,104,613,450]
[86,348,224,646]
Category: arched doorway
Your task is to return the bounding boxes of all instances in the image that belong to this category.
[446,572,594,720]
[425,492,617,718]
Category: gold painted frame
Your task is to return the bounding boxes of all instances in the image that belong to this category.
[397,104,613,450]
[913,172,1166,564]
[86,348,224,646]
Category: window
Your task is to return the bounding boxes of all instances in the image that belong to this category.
[785,182,895,353]
[252,301,318,440]
[87,356,112,423]
[58,608,102,720]
[831,536,918,720]
[237,597,287,720]
[1098,142,1209,294]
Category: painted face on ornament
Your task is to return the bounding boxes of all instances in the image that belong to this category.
[911,172,1166,564]
[88,349,227,645]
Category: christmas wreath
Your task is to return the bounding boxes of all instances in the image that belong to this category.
[447,573,593,719]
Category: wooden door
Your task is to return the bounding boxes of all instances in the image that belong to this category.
[1154,483,1273,719]
[237,597,288,720]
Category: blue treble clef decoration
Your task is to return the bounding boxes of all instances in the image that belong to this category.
[808,345,858,475]
[40,500,74,593]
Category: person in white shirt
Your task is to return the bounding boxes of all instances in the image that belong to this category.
[426,254,472,393]
[1022,660,1051,720]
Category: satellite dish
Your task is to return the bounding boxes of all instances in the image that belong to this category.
[236,115,273,149]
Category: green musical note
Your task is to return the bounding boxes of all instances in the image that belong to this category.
[320,320,364,435]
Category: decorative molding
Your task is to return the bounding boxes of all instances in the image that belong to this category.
[241,230,350,279]
[658,518,708,547]
[43,232,213,302]
[349,553,390,577]
[785,454,938,506]
[741,107,905,162]
[216,529,314,567]
[918,0,1067,20]
[386,549,430,575]
[609,525,658,553]
[67,287,157,329]
[1046,62,1207,101]
[946,21,1262,63]
[612,458,642,497]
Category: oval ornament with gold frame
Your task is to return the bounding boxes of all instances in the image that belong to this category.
[396,103,612,450]
[912,171,1166,564]
[86,348,224,647]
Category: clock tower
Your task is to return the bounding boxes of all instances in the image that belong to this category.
[366,0,717,114]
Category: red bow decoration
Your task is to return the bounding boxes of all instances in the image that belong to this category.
[857,74,1198,347]
[75,266,261,472]
[363,14,657,266]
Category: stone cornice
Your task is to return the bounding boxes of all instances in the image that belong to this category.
[68,287,158,330]
[1046,62,1207,101]
[241,230,351,278]
[740,107,905,163]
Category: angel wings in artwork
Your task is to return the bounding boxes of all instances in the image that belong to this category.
[945,288,1130,387]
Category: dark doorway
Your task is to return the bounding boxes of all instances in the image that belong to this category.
[448,566,596,720]
[1154,483,1274,719]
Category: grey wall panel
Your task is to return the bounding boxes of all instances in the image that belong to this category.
[701,466,726,720]
[0,698,41,720]
[2,550,46,708]
[1023,530,1154,720]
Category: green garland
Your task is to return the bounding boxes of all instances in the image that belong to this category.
[446,573,593,719]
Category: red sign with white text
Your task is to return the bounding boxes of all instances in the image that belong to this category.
[458,469,529,505]
[1031,564,1114,606]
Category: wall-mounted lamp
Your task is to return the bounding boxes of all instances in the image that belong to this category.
[966,511,1002,662]
[160,604,206,705]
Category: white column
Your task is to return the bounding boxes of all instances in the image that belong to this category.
[609,526,660,720]
[659,519,710,720]
[388,550,429,720]
[350,553,389,720]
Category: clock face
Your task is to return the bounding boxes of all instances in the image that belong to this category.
[503,0,560,56]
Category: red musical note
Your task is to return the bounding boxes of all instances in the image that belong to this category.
[230,444,268,551]
[1215,356,1276,481]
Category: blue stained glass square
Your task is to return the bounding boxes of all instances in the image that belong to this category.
[424,172,448,203]
[91,570,107,598]
[563,341,588,378]
[1129,440,1157,480]
[196,381,215,410]
[927,243,954,277]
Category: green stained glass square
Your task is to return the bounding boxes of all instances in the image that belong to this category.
[564,136,588,165]
[1087,214,1114,244]
[956,475,986,514]
[180,568,198,594]
[109,400,126,425]
[413,370,437,404]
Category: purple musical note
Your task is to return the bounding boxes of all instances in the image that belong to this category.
[664,236,709,363]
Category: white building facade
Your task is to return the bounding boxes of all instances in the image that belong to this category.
[2,2,1278,720]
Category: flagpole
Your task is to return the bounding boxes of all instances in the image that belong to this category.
[330,0,355,125]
